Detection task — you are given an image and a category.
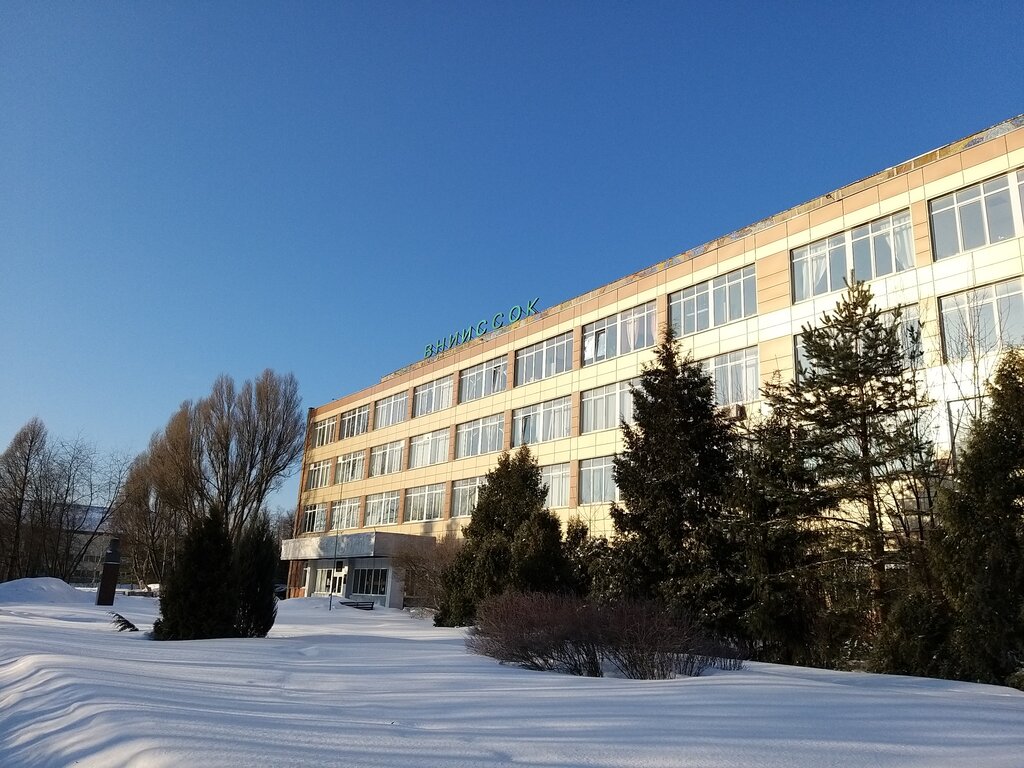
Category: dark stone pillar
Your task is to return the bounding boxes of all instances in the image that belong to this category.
[95,538,121,606]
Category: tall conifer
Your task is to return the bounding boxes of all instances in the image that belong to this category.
[610,326,739,632]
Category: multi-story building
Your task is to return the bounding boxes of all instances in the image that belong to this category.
[283,114,1024,606]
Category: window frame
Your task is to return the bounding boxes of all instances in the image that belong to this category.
[364,491,399,527]
[455,414,505,459]
[514,332,573,386]
[405,483,445,523]
[409,428,450,469]
[374,392,408,430]
[412,376,453,418]
[339,405,369,440]
[458,356,508,403]
[511,396,571,447]
[368,440,405,477]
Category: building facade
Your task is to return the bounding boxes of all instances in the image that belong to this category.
[284,115,1024,606]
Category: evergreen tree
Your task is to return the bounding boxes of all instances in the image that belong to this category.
[764,281,930,628]
[435,446,568,626]
[153,506,237,640]
[609,326,739,633]
[929,349,1024,684]
[732,411,830,665]
[234,511,280,638]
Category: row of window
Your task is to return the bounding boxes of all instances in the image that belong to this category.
[310,169,1024,450]
[306,350,763,490]
[300,457,616,533]
[791,168,1024,304]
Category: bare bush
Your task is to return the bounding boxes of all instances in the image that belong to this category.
[467,593,740,679]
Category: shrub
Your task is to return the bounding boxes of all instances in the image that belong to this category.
[153,508,237,641]
[234,512,280,638]
[467,592,741,679]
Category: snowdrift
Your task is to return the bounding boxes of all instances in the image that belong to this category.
[0,576,91,605]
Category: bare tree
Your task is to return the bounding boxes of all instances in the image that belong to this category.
[0,418,48,581]
[144,369,304,544]
[113,450,188,586]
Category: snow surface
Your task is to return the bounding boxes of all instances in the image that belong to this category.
[1,580,1023,767]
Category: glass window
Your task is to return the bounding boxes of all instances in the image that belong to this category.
[458,356,507,403]
[409,429,449,468]
[364,491,399,526]
[351,567,388,596]
[405,483,445,522]
[940,279,1024,361]
[540,463,569,508]
[708,347,759,405]
[335,450,365,483]
[456,415,504,458]
[412,376,453,417]
[331,498,360,530]
[580,379,639,433]
[791,210,914,302]
[339,405,369,439]
[515,332,573,386]
[452,476,486,517]
[512,396,570,446]
[369,440,405,476]
[305,460,332,490]
[312,416,337,447]
[302,503,327,533]
[669,266,755,336]
[582,302,656,365]
[579,456,618,504]
[374,392,408,429]
[930,172,1018,259]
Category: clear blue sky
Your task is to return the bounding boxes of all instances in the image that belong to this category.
[2,1,1022,511]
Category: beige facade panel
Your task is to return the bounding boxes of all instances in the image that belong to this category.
[289,115,1024,550]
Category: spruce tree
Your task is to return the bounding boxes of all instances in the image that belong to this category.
[764,281,930,628]
[930,349,1024,684]
[435,446,568,626]
[234,511,280,638]
[609,326,739,633]
[153,506,237,640]
[732,411,830,666]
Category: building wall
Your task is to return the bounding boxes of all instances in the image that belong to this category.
[288,116,1024,557]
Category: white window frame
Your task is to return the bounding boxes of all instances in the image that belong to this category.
[708,347,759,406]
[369,440,405,477]
[364,491,399,526]
[412,376,453,417]
[452,476,486,518]
[405,483,445,522]
[312,416,337,447]
[305,460,332,490]
[540,463,569,508]
[579,456,618,504]
[301,503,327,533]
[582,302,656,366]
[512,396,571,446]
[374,392,408,430]
[791,210,914,302]
[459,356,508,403]
[456,414,504,458]
[335,449,365,484]
[580,379,638,434]
[669,266,756,336]
[940,278,1024,361]
[515,332,573,386]
[930,170,1022,260]
[409,429,449,468]
[340,405,369,439]
[331,498,360,530]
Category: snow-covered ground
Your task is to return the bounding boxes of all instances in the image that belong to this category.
[1,579,1022,768]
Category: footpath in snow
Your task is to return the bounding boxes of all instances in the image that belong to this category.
[1,577,1023,768]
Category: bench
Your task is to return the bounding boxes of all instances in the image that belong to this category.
[338,600,375,611]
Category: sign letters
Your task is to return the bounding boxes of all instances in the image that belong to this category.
[424,297,540,358]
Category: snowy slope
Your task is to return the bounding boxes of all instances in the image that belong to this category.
[1,579,1022,768]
